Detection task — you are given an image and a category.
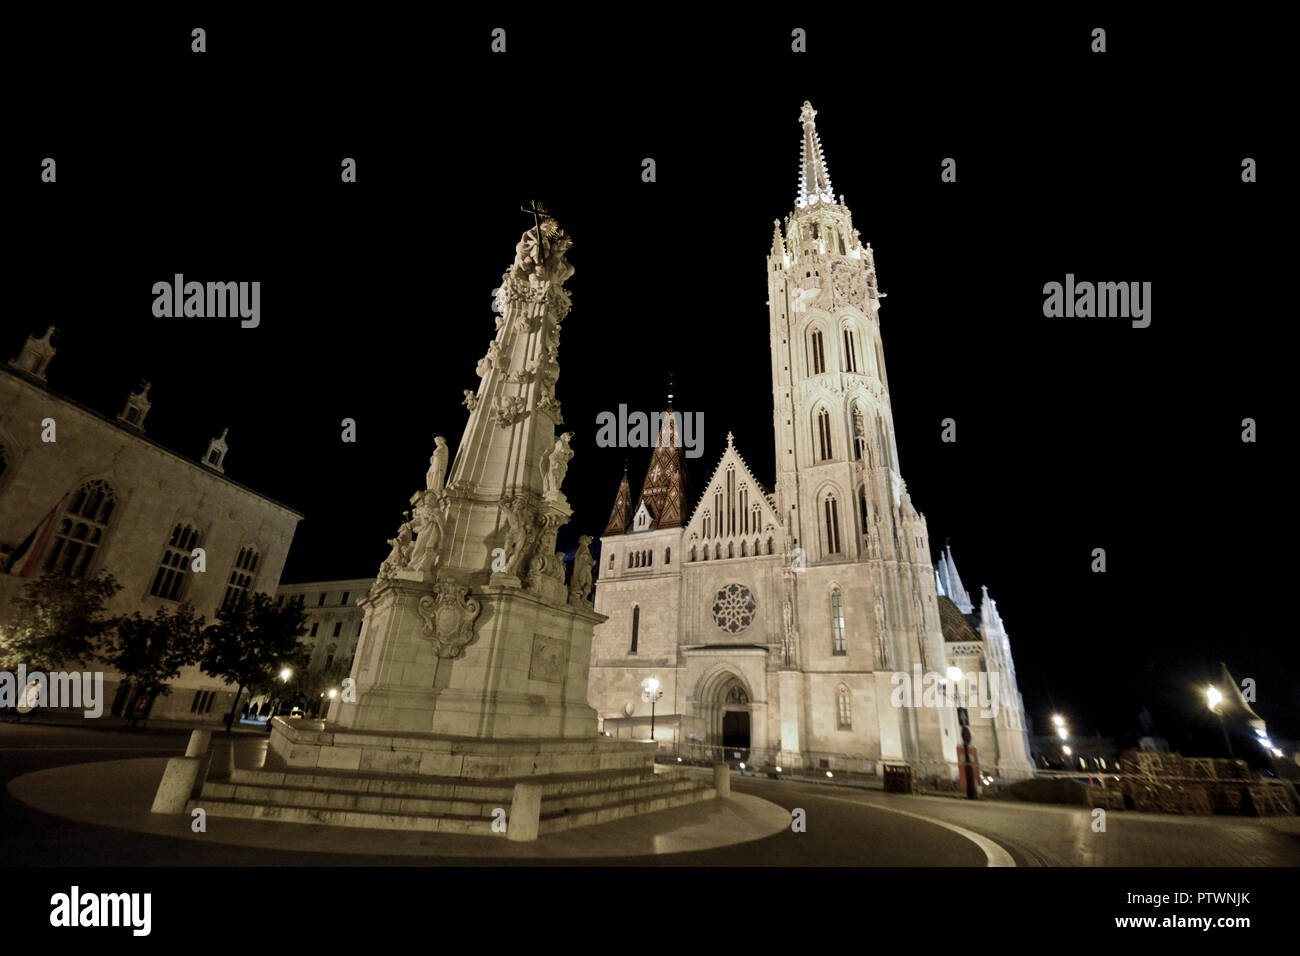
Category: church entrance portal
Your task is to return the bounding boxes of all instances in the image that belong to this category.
[722,710,750,749]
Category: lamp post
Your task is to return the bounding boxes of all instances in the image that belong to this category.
[1206,685,1234,758]
[642,677,663,749]
[947,666,976,800]
[1052,713,1071,769]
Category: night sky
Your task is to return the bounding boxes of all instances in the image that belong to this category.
[8,14,1289,751]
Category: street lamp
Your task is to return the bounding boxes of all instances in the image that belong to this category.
[946,666,976,800]
[1206,685,1234,758]
[641,677,663,748]
[1052,713,1071,768]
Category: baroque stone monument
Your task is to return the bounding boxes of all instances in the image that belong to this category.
[214,214,715,838]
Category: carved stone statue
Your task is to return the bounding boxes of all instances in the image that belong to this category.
[379,515,414,579]
[568,535,595,606]
[501,497,536,578]
[425,435,449,494]
[540,432,575,498]
[462,389,479,411]
[405,493,445,577]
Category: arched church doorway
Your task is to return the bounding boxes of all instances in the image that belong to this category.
[720,679,750,757]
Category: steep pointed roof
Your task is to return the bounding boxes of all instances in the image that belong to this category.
[603,467,633,536]
[683,433,781,536]
[634,403,689,530]
[936,543,973,614]
[796,101,835,209]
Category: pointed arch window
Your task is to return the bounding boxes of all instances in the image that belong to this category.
[221,546,260,612]
[857,486,869,532]
[665,547,671,565]
[816,408,833,461]
[810,328,826,375]
[630,605,640,655]
[150,523,201,600]
[842,326,859,373]
[823,494,842,555]
[831,588,846,655]
[837,684,852,729]
[44,479,117,577]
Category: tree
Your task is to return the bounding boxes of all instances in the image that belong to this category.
[0,570,121,672]
[100,602,206,726]
[201,592,308,732]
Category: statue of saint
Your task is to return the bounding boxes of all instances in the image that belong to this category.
[426,435,449,493]
[406,494,445,577]
[568,535,595,605]
[540,432,575,497]
[501,497,535,577]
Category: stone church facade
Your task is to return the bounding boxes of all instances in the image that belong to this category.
[589,103,1032,779]
[0,328,302,722]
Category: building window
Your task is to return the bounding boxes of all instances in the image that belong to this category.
[332,622,342,637]
[340,592,350,605]
[810,328,826,375]
[318,593,327,606]
[149,523,200,600]
[843,327,858,373]
[837,685,852,729]
[823,495,841,555]
[609,552,616,570]
[324,644,337,670]
[852,404,867,460]
[221,547,260,612]
[831,588,846,654]
[310,623,319,637]
[816,408,833,461]
[665,547,671,565]
[629,605,640,654]
[44,479,117,578]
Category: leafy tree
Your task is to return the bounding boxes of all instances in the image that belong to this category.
[100,602,206,726]
[201,592,308,731]
[0,570,121,672]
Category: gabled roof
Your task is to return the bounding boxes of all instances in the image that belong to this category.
[683,433,781,537]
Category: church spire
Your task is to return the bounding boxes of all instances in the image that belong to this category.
[633,392,689,530]
[603,465,633,536]
[937,543,973,614]
[796,101,835,209]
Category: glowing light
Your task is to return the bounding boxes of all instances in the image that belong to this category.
[826,771,833,778]
[328,688,338,699]
[738,762,745,770]
[1206,686,1223,711]
[1051,714,1065,728]
[1062,745,1073,756]
[946,666,963,684]
[279,668,292,682]
[775,766,782,773]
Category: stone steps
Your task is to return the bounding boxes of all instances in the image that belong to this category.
[190,769,715,836]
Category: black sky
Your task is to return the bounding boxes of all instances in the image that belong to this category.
[7,13,1290,751]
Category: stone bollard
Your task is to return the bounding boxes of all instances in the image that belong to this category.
[713,762,731,798]
[507,782,543,842]
[151,756,202,814]
[185,729,211,758]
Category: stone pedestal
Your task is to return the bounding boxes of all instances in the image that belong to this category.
[330,576,602,738]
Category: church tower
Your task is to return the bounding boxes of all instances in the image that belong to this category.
[767,102,954,770]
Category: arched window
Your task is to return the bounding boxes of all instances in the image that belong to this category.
[647,549,653,567]
[609,551,616,570]
[842,326,858,373]
[810,328,826,375]
[767,537,774,555]
[740,540,748,557]
[221,546,260,612]
[857,486,869,532]
[324,644,338,670]
[816,408,833,461]
[150,523,201,600]
[665,547,671,565]
[831,588,846,655]
[823,494,842,555]
[689,546,697,562]
[837,684,852,729]
[45,479,117,577]
[630,605,640,655]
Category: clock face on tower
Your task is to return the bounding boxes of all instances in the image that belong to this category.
[831,261,867,307]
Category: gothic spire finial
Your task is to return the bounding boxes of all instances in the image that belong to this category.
[796,100,834,209]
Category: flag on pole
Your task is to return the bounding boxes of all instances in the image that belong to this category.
[6,494,66,577]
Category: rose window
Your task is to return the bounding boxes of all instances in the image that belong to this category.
[712,583,757,634]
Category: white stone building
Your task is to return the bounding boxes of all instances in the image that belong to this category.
[0,328,302,722]
[274,578,373,673]
[588,103,1033,779]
